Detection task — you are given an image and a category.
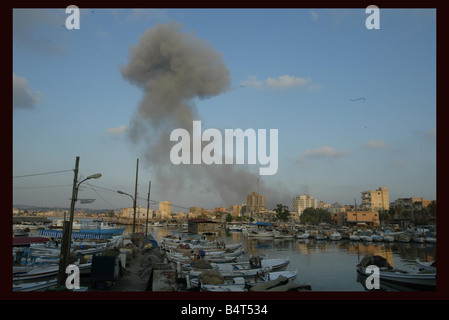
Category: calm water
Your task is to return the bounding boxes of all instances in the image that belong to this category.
[132,225,436,292]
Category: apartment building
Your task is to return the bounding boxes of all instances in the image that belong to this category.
[361,187,389,211]
[293,194,318,215]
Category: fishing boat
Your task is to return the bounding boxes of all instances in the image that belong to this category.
[273,230,295,239]
[185,257,290,279]
[13,262,92,282]
[190,270,298,291]
[296,232,310,239]
[349,234,360,241]
[329,232,342,241]
[416,259,436,273]
[246,229,274,238]
[314,234,327,241]
[357,255,436,290]
[13,278,57,292]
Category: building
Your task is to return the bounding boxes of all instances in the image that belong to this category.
[391,197,433,221]
[158,201,172,220]
[361,187,389,212]
[293,194,318,215]
[120,206,144,219]
[187,219,219,234]
[229,205,243,218]
[247,192,266,216]
[346,211,380,226]
[189,207,205,218]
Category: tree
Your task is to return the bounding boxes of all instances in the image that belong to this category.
[274,204,290,222]
[300,207,331,224]
[225,213,233,223]
[107,210,115,221]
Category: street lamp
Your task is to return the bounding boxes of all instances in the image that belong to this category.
[117,190,137,235]
[56,156,102,288]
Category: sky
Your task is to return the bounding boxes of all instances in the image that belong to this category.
[12,8,437,212]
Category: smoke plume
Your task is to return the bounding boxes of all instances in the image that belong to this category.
[120,23,285,209]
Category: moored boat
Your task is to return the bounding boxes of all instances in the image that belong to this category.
[357,255,436,290]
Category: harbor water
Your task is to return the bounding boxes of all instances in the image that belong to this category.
[134,225,436,292]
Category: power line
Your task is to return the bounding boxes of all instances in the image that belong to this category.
[13,169,73,179]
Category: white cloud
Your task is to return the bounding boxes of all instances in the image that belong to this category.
[13,73,44,110]
[241,74,309,90]
[106,125,127,134]
[364,139,386,149]
[299,145,349,162]
[266,75,308,89]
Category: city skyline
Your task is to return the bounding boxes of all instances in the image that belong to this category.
[13,8,436,211]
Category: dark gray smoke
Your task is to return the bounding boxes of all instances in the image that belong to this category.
[120,23,286,209]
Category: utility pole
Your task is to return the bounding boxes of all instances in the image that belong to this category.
[145,180,151,238]
[132,158,139,236]
[57,156,79,287]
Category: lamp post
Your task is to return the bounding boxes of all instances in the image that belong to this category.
[57,156,101,287]
[117,190,136,234]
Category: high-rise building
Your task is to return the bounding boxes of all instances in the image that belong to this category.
[293,194,318,215]
[361,187,389,211]
[247,192,266,216]
[158,201,172,219]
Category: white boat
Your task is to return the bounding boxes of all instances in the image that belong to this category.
[357,255,436,290]
[190,270,298,291]
[247,229,274,238]
[226,224,245,232]
[359,235,373,242]
[13,262,91,282]
[273,230,295,239]
[296,232,310,239]
[314,234,327,241]
[383,235,395,242]
[349,234,360,241]
[185,257,290,279]
[416,259,436,273]
[329,232,342,241]
[357,266,436,289]
[412,236,426,243]
[395,234,411,243]
[425,236,436,244]
[13,278,57,292]
[371,235,383,242]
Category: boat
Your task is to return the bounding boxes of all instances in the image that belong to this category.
[395,234,411,243]
[13,278,57,292]
[425,236,436,244]
[226,224,245,232]
[13,262,92,282]
[357,255,436,290]
[273,230,295,239]
[296,232,310,239]
[246,229,274,238]
[416,259,436,273]
[349,234,360,241]
[329,232,342,241]
[314,234,327,241]
[190,270,298,292]
[185,257,290,279]
[371,234,383,242]
[79,220,126,235]
[383,235,395,242]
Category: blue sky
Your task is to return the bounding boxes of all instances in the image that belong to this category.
[12,8,436,211]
